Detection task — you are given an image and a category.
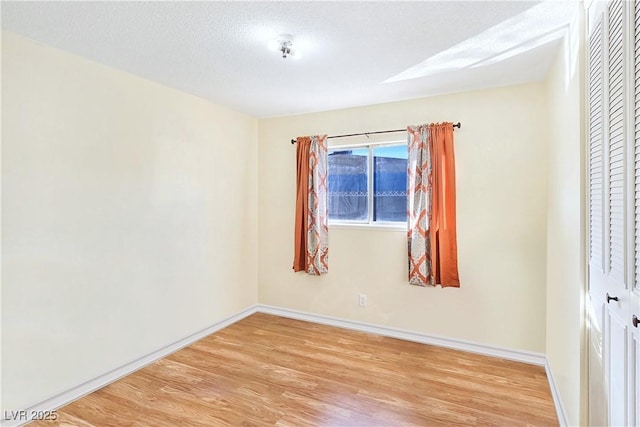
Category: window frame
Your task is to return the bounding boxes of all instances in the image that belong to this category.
[327,139,407,230]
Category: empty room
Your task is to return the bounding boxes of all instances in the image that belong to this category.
[2,0,639,426]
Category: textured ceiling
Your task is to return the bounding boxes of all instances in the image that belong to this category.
[1,1,576,118]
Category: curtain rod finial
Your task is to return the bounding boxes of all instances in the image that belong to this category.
[291,139,296,144]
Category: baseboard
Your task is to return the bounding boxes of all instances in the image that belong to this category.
[2,305,258,427]
[545,359,570,427]
[256,304,546,366]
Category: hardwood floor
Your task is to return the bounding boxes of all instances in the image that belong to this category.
[32,313,558,426]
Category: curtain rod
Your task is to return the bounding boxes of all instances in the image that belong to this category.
[290,122,461,144]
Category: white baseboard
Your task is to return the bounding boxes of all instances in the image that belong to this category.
[256,304,546,366]
[545,359,570,427]
[2,305,258,427]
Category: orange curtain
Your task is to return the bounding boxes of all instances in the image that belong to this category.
[429,123,459,287]
[293,137,311,272]
[293,135,329,275]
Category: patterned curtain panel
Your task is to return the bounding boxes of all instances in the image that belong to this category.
[407,125,433,286]
[407,123,460,287]
[293,135,329,275]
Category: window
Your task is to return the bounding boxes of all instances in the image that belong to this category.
[327,142,407,226]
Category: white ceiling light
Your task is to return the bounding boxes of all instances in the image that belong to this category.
[269,34,296,59]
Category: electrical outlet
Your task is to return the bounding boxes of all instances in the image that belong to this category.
[359,294,368,307]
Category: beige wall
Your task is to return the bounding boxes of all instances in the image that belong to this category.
[258,82,549,353]
[543,18,586,426]
[1,32,258,411]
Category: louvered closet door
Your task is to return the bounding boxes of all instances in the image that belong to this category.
[588,0,636,425]
[588,10,608,424]
[630,0,640,425]
[604,1,629,425]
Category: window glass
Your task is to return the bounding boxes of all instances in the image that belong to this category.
[328,148,368,221]
[373,145,407,222]
[328,143,407,225]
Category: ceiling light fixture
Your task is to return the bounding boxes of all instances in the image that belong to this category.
[271,34,296,59]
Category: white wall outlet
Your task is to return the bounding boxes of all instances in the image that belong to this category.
[358,294,368,307]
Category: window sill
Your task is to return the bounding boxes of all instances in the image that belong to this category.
[329,222,406,232]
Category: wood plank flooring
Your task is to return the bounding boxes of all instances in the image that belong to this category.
[31,313,558,426]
